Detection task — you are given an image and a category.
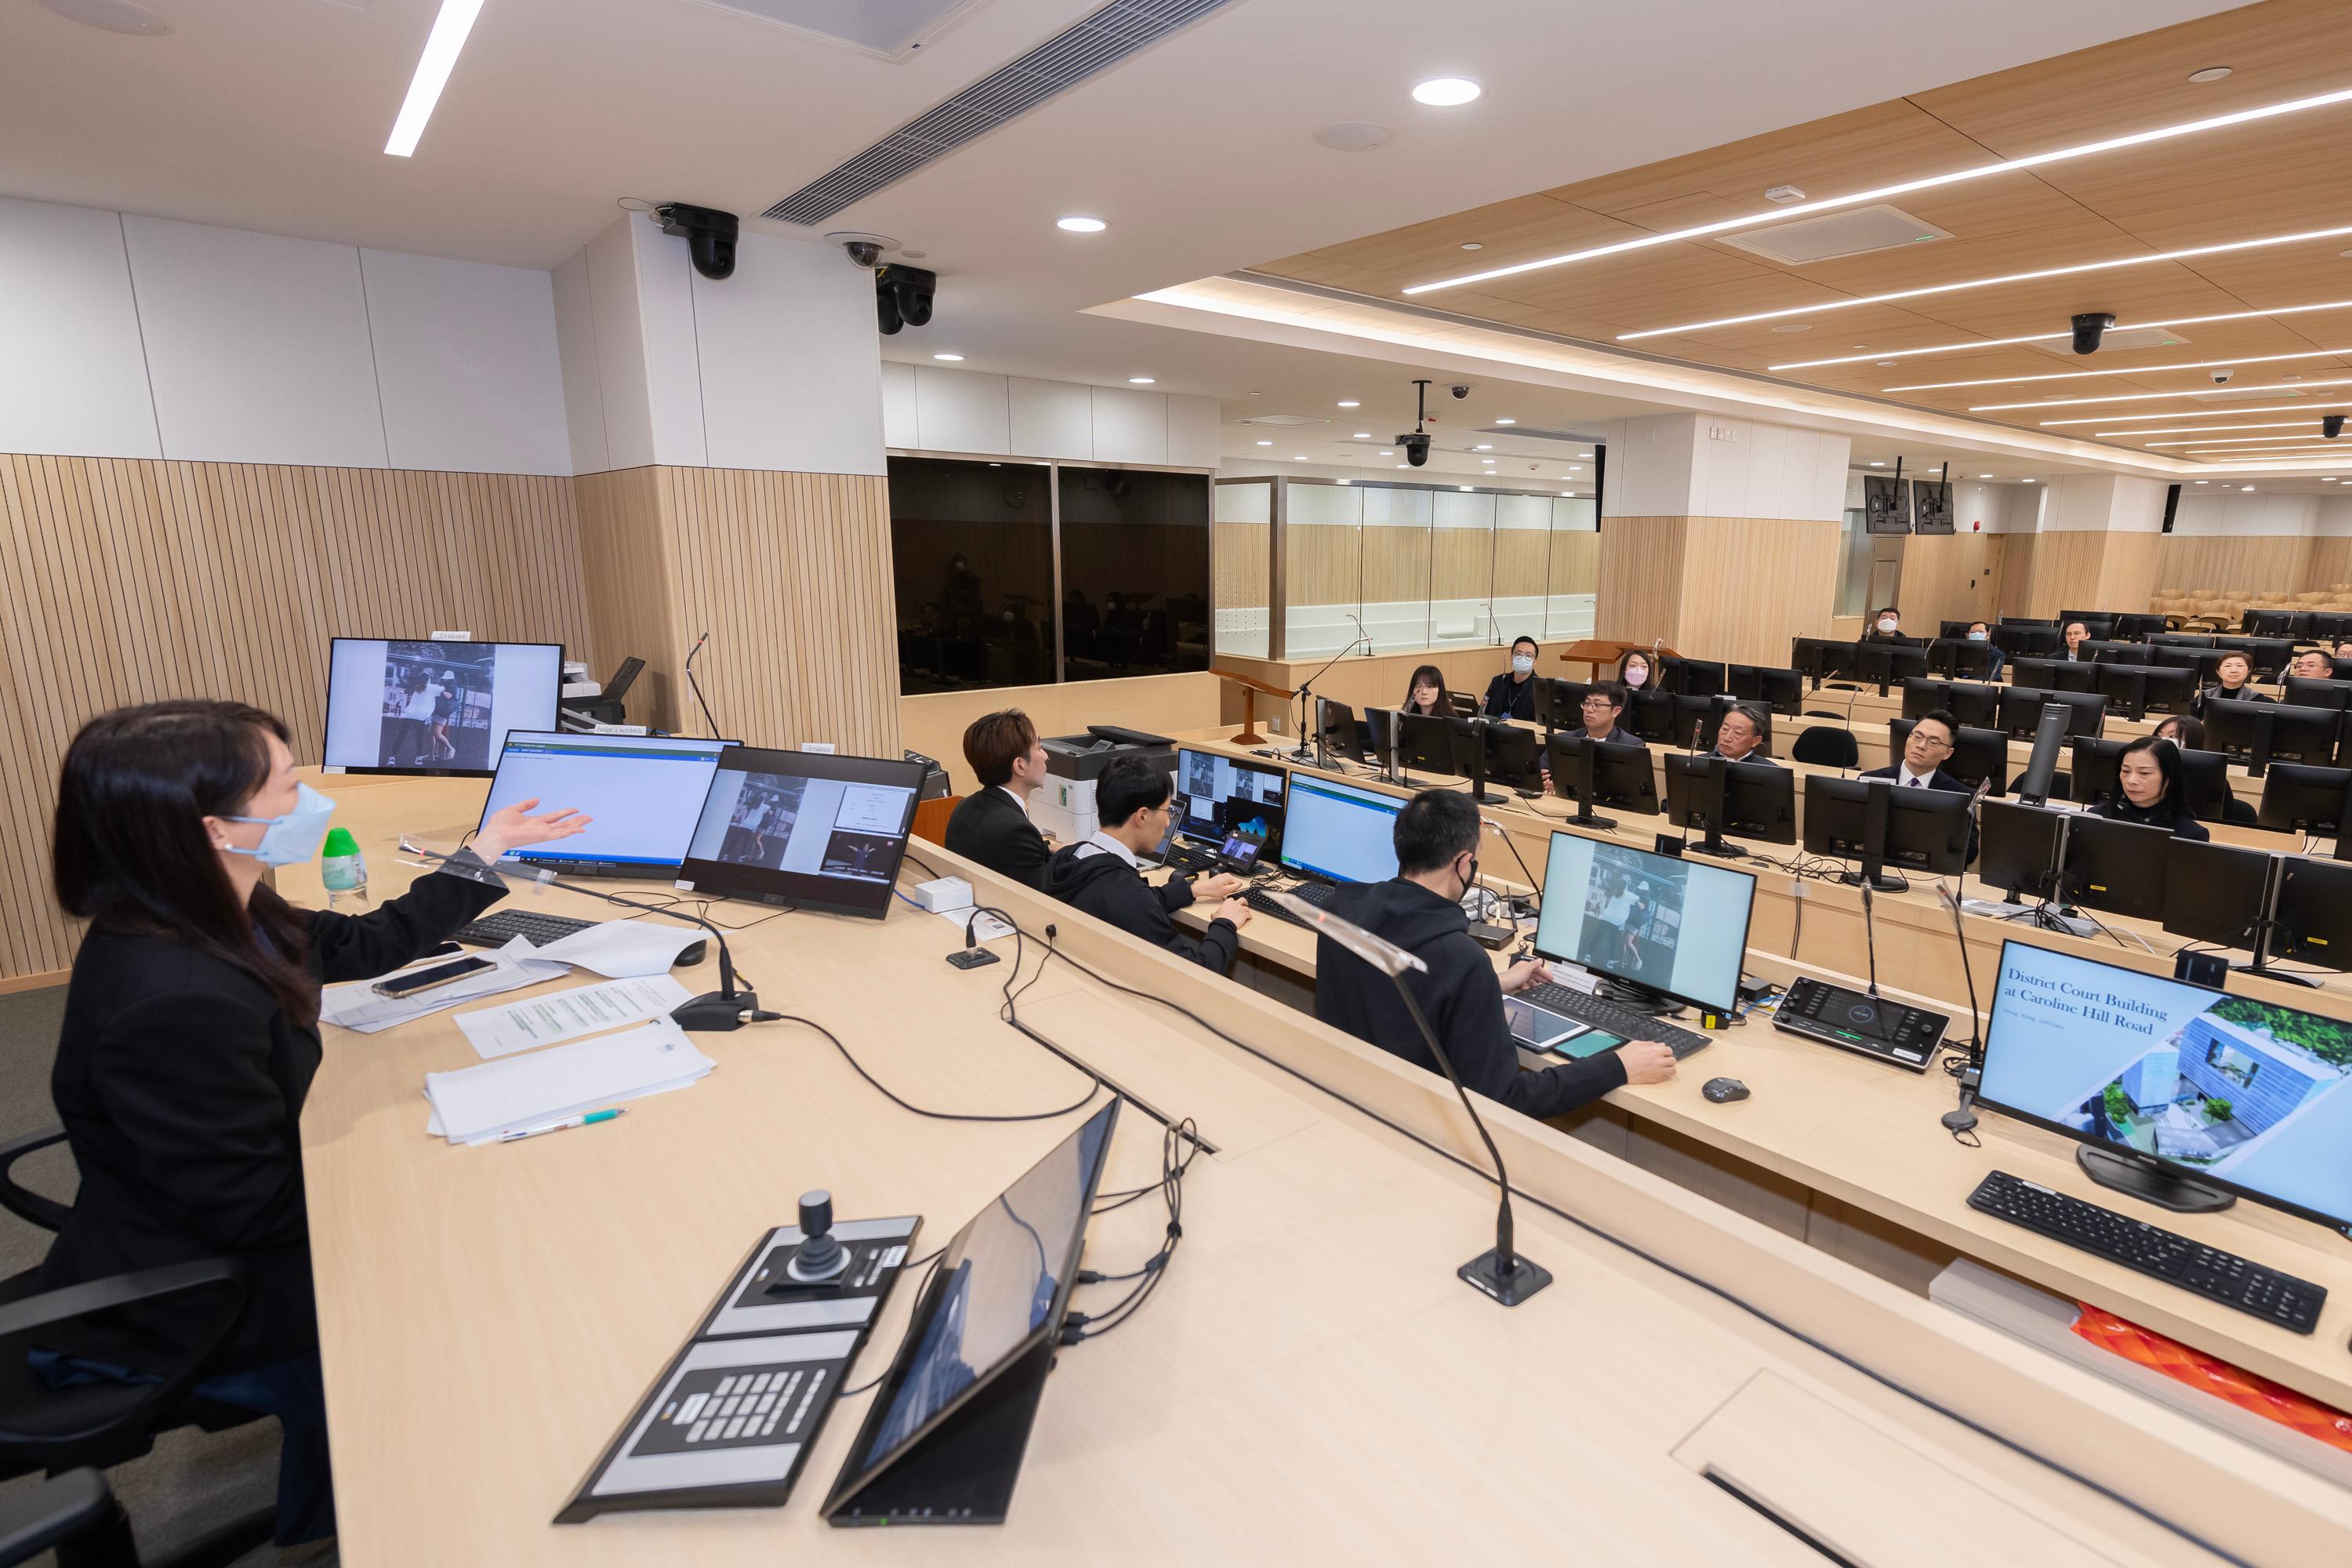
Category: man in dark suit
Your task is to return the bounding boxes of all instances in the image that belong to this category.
[1860,707,1977,862]
[1708,702,1779,764]
[1558,681,1647,748]
[943,709,1053,888]
[1480,635,1540,720]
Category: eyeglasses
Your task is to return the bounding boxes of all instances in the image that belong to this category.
[1580,697,1614,710]
[1914,731,1955,752]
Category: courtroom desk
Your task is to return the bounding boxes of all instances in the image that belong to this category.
[1169,729,2352,1013]
[1166,868,2352,1419]
[285,775,2349,1564]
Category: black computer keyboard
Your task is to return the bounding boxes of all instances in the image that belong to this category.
[1163,842,1221,876]
[1965,1171,2325,1334]
[453,908,708,967]
[1519,982,1710,1058]
[1243,881,1336,927]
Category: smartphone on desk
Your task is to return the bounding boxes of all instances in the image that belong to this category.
[372,954,498,1000]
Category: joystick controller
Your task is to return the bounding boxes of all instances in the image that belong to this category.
[786,1189,848,1283]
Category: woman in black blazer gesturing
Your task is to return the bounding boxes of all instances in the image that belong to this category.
[34,700,586,1544]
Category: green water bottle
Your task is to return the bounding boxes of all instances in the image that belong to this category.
[321,827,368,907]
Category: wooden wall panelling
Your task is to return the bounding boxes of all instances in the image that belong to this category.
[2015,530,2103,619]
[1214,520,1269,612]
[2091,529,2161,617]
[1213,647,1520,728]
[0,454,594,984]
[1546,529,1599,596]
[1359,524,1427,614]
[2153,534,2316,595]
[1998,533,2036,621]
[1678,517,1839,666]
[1429,527,1495,605]
[576,466,683,732]
[2310,536,2352,590]
[1595,516,1689,648]
[1897,532,2003,630]
[1495,529,1549,597]
[1287,523,1363,616]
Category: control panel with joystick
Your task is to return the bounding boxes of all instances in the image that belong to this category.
[785,1190,848,1285]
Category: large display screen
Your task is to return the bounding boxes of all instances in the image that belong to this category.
[677,748,925,920]
[322,637,562,776]
[1174,748,1287,856]
[1533,833,1755,1012]
[477,732,733,872]
[1976,942,2352,1229]
[1277,776,1403,885]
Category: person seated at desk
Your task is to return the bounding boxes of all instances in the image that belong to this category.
[1860,707,1977,861]
[1481,636,1540,720]
[1043,755,1251,972]
[1861,606,1916,645]
[1708,702,1777,764]
[1614,647,1657,694]
[1402,663,1449,717]
[944,708,1054,889]
[2289,648,2336,681]
[2059,619,2093,662]
[2194,651,2270,716]
[34,699,587,1547]
[1962,620,2007,679]
[2153,713,2205,750]
[1315,790,1676,1116]
[1559,681,1646,749]
[2087,735,2210,841]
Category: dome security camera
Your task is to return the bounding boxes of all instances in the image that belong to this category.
[844,239,883,267]
[2210,368,2234,385]
[1449,384,1472,400]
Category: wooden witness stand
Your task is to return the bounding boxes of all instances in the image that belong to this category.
[1211,666,1296,745]
[1560,637,1679,677]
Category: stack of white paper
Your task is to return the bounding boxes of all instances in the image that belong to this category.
[453,975,692,1059]
[423,1018,715,1145]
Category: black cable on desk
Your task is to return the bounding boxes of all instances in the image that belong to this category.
[836,1247,946,1400]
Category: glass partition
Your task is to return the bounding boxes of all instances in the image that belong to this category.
[1286,480,1368,659]
[1212,478,1272,657]
[1544,495,1599,639]
[1056,466,1211,682]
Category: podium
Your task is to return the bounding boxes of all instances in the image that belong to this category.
[1560,638,1677,677]
[1210,666,1295,746]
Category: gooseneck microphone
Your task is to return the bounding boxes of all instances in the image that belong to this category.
[1860,880,1882,1000]
[1934,880,1986,1134]
[1276,893,1550,1306]
[685,631,722,740]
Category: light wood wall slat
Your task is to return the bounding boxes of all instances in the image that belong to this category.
[2153,535,2316,596]
[1896,533,2005,630]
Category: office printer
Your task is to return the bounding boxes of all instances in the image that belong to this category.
[1033,726,1177,841]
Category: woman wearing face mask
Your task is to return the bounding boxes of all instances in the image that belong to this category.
[2153,713,2207,750]
[34,700,587,1545]
[2087,735,2210,840]
[1481,636,1541,720]
[2194,651,2271,717]
[1615,648,1657,693]
[1962,620,2006,680]
[1401,664,1449,717]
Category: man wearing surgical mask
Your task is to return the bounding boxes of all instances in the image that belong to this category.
[37,700,587,1546]
[1862,606,1916,645]
[1963,620,2005,680]
[1480,635,1542,720]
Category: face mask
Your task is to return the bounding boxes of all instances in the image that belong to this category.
[1511,654,1534,675]
[220,782,338,867]
[1458,855,1480,898]
[1968,630,1987,642]
[1877,619,1898,633]
[1624,667,1647,688]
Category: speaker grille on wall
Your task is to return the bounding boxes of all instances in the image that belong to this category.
[2161,483,2181,533]
[763,0,1239,225]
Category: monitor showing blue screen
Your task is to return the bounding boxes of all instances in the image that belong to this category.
[1277,776,1403,885]
[1977,941,2352,1230]
[477,732,733,871]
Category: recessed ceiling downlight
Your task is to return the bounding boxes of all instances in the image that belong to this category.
[1412,78,1481,107]
[1056,216,1108,233]
[36,0,173,33]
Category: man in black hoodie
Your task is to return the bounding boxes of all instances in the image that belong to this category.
[1316,790,1676,1118]
[1044,755,1252,972]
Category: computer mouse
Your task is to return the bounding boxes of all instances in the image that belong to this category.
[1702,1077,1750,1104]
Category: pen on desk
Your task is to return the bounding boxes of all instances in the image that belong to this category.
[499,1108,627,1142]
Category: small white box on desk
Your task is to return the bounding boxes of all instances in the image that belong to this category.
[913,877,972,913]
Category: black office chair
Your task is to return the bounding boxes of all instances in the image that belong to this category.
[0,1468,134,1566]
[1790,726,1859,770]
[0,1127,275,1568]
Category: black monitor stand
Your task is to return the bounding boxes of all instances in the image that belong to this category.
[1683,757,1748,860]
[1465,718,1507,807]
[2075,1146,2235,1215]
[1592,975,1675,1016]
[1838,778,1908,893]
[2230,862,2320,989]
[1567,736,1615,832]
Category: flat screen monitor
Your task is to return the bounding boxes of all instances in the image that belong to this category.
[1545,735,1660,817]
[1997,687,2104,741]
[1668,694,1728,751]
[1912,477,1954,535]
[1863,473,1911,535]
[1532,832,1755,1012]
[2112,614,2169,640]
[1625,690,1679,743]
[2160,837,2270,953]
[2142,666,2200,717]
[1854,643,1929,692]
[1929,640,2001,681]
[2282,676,2352,713]
[1364,707,1399,768]
[1901,677,1952,720]
[822,1100,1119,1526]
[1976,800,2063,901]
[2010,657,2098,696]
[477,732,735,877]
[1942,681,2002,730]
[2084,641,2138,664]
[2150,632,2215,649]
[1936,620,1976,642]
[2056,612,2117,641]
[2270,858,2352,971]
[1316,700,1367,764]
[1466,720,1544,795]
[1802,775,1971,876]
[2059,814,2170,922]
[1277,775,1403,885]
[1667,656,1727,697]
[677,747,925,919]
[2255,762,2351,835]
[1726,664,1803,716]
[1174,748,1287,858]
[2092,663,2154,721]
[1663,756,1795,849]
[1890,718,2007,796]
[2071,738,2232,822]
[1991,625,2060,658]
[1396,711,1457,774]
[2242,609,2302,639]
[322,637,562,777]
[1976,941,2352,1231]
[2206,699,2341,770]
[1791,637,1860,685]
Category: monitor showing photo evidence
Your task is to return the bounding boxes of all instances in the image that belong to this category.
[1533,833,1755,1012]
[677,748,927,919]
[1976,941,2352,1232]
[322,637,562,776]
[822,1099,1118,1526]
[478,732,735,877]
[1175,748,1287,859]
[1277,775,1403,885]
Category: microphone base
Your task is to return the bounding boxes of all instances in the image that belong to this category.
[673,988,760,1032]
[1838,869,1911,894]
[1458,1247,1552,1307]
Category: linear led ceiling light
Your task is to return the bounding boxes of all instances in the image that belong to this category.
[2042,401,2352,426]
[384,0,487,158]
[1622,224,2352,340]
[1771,298,2352,370]
[2146,434,2333,447]
[1974,376,2352,412]
[1888,347,2352,392]
[2090,421,2321,437]
[1403,82,2352,296]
